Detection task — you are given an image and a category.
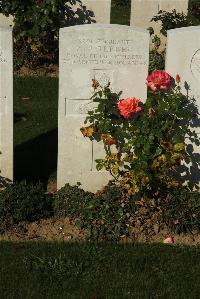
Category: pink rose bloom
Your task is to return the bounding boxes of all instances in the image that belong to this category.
[117,97,142,119]
[146,70,172,91]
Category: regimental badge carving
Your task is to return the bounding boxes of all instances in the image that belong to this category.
[76,100,95,115]
[94,69,113,87]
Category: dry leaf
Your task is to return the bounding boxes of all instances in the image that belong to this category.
[92,79,99,90]
[101,134,116,145]
[80,125,96,138]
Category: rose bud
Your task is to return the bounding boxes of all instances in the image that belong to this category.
[176,74,181,84]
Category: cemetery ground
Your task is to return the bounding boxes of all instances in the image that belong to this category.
[0,74,198,296]
[5,76,199,293]
[1,241,200,298]
[0,2,200,297]
[0,75,196,246]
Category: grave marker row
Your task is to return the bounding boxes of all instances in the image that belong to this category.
[130,0,189,29]
[0,23,199,191]
[130,0,189,50]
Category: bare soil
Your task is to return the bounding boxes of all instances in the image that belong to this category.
[0,214,199,245]
[0,218,85,242]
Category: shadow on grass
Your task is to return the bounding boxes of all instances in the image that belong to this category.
[14,129,58,187]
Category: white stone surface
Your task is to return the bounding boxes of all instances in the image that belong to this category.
[57,24,149,191]
[0,27,13,180]
[83,0,111,23]
[0,14,14,28]
[130,0,188,50]
[166,26,200,187]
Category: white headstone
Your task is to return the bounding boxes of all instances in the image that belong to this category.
[166,26,200,187]
[130,0,188,50]
[0,14,14,28]
[57,24,149,192]
[0,27,13,180]
[83,0,111,23]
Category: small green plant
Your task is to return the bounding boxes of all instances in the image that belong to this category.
[149,34,165,73]
[53,183,94,218]
[79,184,137,241]
[0,181,53,226]
[161,187,200,234]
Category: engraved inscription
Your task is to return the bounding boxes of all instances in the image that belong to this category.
[190,49,200,81]
[61,38,146,67]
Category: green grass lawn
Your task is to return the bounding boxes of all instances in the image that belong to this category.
[14,76,58,184]
[111,1,130,25]
[0,241,200,298]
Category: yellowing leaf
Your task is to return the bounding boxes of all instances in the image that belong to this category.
[80,125,96,137]
[101,134,117,145]
[173,143,185,152]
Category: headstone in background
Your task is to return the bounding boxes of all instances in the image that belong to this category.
[165,26,200,188]
[0,14,14,28]
[57,24,149,192]
[83,0,111,23]
[0,27,13,180]
[130,0,188,50]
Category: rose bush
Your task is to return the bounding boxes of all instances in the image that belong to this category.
[81,70,199,197]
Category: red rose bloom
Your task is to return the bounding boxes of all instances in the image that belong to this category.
[117,97,142,119]
[146,70,172,91]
